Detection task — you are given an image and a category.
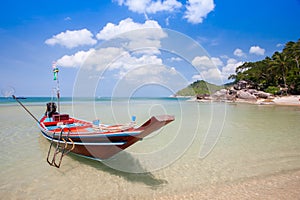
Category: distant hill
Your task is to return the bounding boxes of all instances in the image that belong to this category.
[176,80,224,96]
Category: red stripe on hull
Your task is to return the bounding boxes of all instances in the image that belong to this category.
[40,115,175,159]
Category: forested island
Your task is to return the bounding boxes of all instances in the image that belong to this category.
[176,80,224,96]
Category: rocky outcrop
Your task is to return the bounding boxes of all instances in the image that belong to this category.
[212,89,226,99]
[196,94,211,100]
[237,90,257,100]
[256,91,271,99]
[233,80,248,90]
[195,80,273,103]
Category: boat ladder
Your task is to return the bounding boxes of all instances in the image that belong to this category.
[47,127,75,168]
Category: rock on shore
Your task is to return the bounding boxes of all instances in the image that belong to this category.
[194,80,300,106]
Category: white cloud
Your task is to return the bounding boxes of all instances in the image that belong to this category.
[168,57,183,62]
[165,16,170,26]
[192,74,202,81]
[92,47,128,71]
[192,56,243,84]
[184,0,215,24]
[96,18,166,41]
[45,29,97,49]
[56,45,183,90]
[111,53,163,75]
[57,18,168,78]
[192,56,210,68]
[191,56,223,70]
[114,0,182,14]
[113,64,187,97]
[115,0,214,24]
[220,55,229,59]
[221,58,244,80]
[249,45,265,56]
[147,0,182,13]
[57,47,126,70]
[201,68,222,81]
[64,17,72,21]
[276,43,284,48]
[192,68,221,82]
[191,55,223,84]
[211,57,223,67]
[233,48,246,57]
[56,46,164,78]
[96,18,166,55]
[56,49,95,68]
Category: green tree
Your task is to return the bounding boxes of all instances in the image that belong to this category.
[284,40,300,75]
[271,51,289,88]
[228,39,300,94]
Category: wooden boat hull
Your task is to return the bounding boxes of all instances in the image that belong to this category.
[39,115,174,160]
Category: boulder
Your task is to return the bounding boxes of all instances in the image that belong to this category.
[219,89,228,94]
[237,90,257,100]
[234,80,248,90]
[212,90,227,100]
[225,94,236,101]
[256,91,271,99]
[247,89,258,94]
[228,89,237,95]
[196,94,210,100]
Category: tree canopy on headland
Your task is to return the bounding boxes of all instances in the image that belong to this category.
[229,39,300,95]
[176,39,299,96]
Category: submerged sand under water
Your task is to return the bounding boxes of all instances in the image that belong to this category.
[0,100,300,199]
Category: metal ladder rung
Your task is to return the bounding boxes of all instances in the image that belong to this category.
[46,128,73,168]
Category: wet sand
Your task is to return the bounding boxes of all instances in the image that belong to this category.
[158,169,300,200]
[236,95,300,106]
[272,95,300,106]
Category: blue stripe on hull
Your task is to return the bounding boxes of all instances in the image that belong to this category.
[40,130,126,146]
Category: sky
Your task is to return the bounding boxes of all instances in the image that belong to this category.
[1,0,299,97]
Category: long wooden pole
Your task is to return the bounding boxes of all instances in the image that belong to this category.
[12,95,39,123]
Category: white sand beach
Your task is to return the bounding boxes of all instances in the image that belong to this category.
[255,95,300,106]
[272,95,300,106]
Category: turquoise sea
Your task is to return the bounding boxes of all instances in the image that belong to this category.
[0,97,300,199]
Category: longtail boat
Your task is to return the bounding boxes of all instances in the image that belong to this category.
[13,63,175,168]
[40,104,174,167]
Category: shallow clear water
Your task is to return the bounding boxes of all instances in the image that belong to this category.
[0,99,300,199]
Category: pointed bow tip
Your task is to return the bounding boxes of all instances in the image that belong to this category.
[154,115,175,122]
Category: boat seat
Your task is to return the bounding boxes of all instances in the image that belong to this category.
[52,114,69,121]
[43,118,75,126]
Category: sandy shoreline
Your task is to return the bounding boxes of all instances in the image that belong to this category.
[193,95,300,106]
[157,169,300,200]
[271,95,300,106]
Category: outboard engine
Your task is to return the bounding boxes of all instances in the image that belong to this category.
[45,102,58,118]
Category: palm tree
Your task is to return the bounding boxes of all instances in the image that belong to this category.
[284,40,300,75]
[271,52,289,94]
